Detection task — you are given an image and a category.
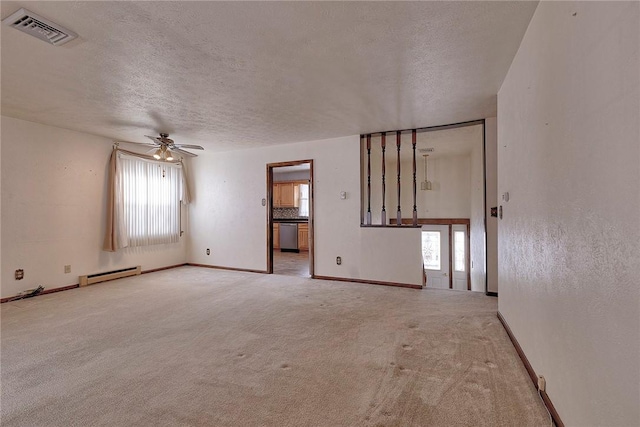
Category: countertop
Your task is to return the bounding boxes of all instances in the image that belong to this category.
[273,218,309,223]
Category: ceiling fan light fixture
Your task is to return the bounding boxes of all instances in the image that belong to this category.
[153,148,163,160]
[165,150,175,161]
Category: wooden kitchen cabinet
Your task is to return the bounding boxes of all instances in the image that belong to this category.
[279,182,295,207]
[273,223,280,249]
[273,184,281,207]
[273,182,300,208]
[298,223,309,251]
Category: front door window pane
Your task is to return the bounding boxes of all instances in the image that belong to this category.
[454,231,465,272]
[422,231,441,270]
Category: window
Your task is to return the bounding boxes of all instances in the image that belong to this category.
[118,154,184,247]
[422,231,441,270]
[299,184,309,217]
[454,230,466,272]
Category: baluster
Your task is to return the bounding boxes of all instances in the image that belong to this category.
[412,129,417,226]
[381,133,386,225]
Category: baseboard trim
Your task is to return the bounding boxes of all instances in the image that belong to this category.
[312,275,422,290]
[1,264,189,303]
[142,263,188,274]
[497,311,564,427]
[187,263,268,274]
[1,283,80,303]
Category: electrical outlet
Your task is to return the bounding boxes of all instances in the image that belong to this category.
[206,248,210,256]
[64,265,71,274]
[336,256,342,265]
[537,375,546,392]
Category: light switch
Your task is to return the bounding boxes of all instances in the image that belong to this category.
[340,191,347,200]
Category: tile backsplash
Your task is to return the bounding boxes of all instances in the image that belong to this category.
[274,207,306,219]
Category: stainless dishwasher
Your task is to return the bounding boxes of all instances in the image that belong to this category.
[279,223,299,252]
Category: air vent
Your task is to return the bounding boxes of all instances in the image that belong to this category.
[2,8,77,46]
[418,148,435,154]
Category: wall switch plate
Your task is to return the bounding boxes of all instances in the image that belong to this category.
[64,265,71,274]
[15,269,24,280]
[336,256,342,265]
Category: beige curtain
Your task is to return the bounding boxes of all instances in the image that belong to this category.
[103,148,119,251]
[103,147,191,252]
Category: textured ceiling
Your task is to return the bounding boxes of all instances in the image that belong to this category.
[1,1,537,151]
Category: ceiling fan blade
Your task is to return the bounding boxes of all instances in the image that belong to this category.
[173,144,204,150]
[145,135,162,144]
[116,140,159,147]
[171,147,198,157]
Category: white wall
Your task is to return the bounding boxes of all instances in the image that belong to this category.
[188,135,423,286]
[498,2,639,426]
[485,117,498,293]
[0,117,188,298]
[469,139,485,292]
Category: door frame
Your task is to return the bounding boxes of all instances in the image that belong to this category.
[266,159,314,276]
[413,218,471,290]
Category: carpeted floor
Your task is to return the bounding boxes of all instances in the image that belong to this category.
[1,266,550,426]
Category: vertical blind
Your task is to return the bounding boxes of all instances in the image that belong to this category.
[117,154,183,247]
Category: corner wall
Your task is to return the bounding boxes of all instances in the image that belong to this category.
[0,116,187,298]
[498,2,639,425]
[485,117,498,294]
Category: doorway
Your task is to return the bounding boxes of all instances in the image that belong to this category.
[267,160,314,277]
[421,221,471,290]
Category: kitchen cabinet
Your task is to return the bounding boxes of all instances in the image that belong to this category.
[273,223,280,249]
[279,182,295,207]
[298,223,309,251]
[273,182,300,208]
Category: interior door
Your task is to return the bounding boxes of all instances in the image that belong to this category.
[452,224,469,290]
[421,225,450,289]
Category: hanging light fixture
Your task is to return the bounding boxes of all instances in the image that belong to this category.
[421,154,432,191]
[153,148,163,160]
[165,149,175,161]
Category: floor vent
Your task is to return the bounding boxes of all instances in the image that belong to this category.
[79,266,141,287]
[2,8,77,46]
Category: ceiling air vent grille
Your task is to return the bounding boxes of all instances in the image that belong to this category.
[2,8,77,46]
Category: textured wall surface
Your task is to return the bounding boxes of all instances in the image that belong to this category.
[0,117,187,298]
[484,118,498,293]
[498,2,639,425]
[470,139,485,292]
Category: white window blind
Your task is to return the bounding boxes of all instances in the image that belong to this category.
[117,154,183,247]
[299,184,309,217]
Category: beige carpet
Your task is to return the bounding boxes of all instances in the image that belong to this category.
[1,267,549,426]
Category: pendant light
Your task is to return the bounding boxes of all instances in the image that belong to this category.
[421,154,432,191]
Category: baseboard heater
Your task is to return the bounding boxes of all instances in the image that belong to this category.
[79,266,141,287]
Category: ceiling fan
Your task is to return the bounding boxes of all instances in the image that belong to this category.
[116,133,204,160]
